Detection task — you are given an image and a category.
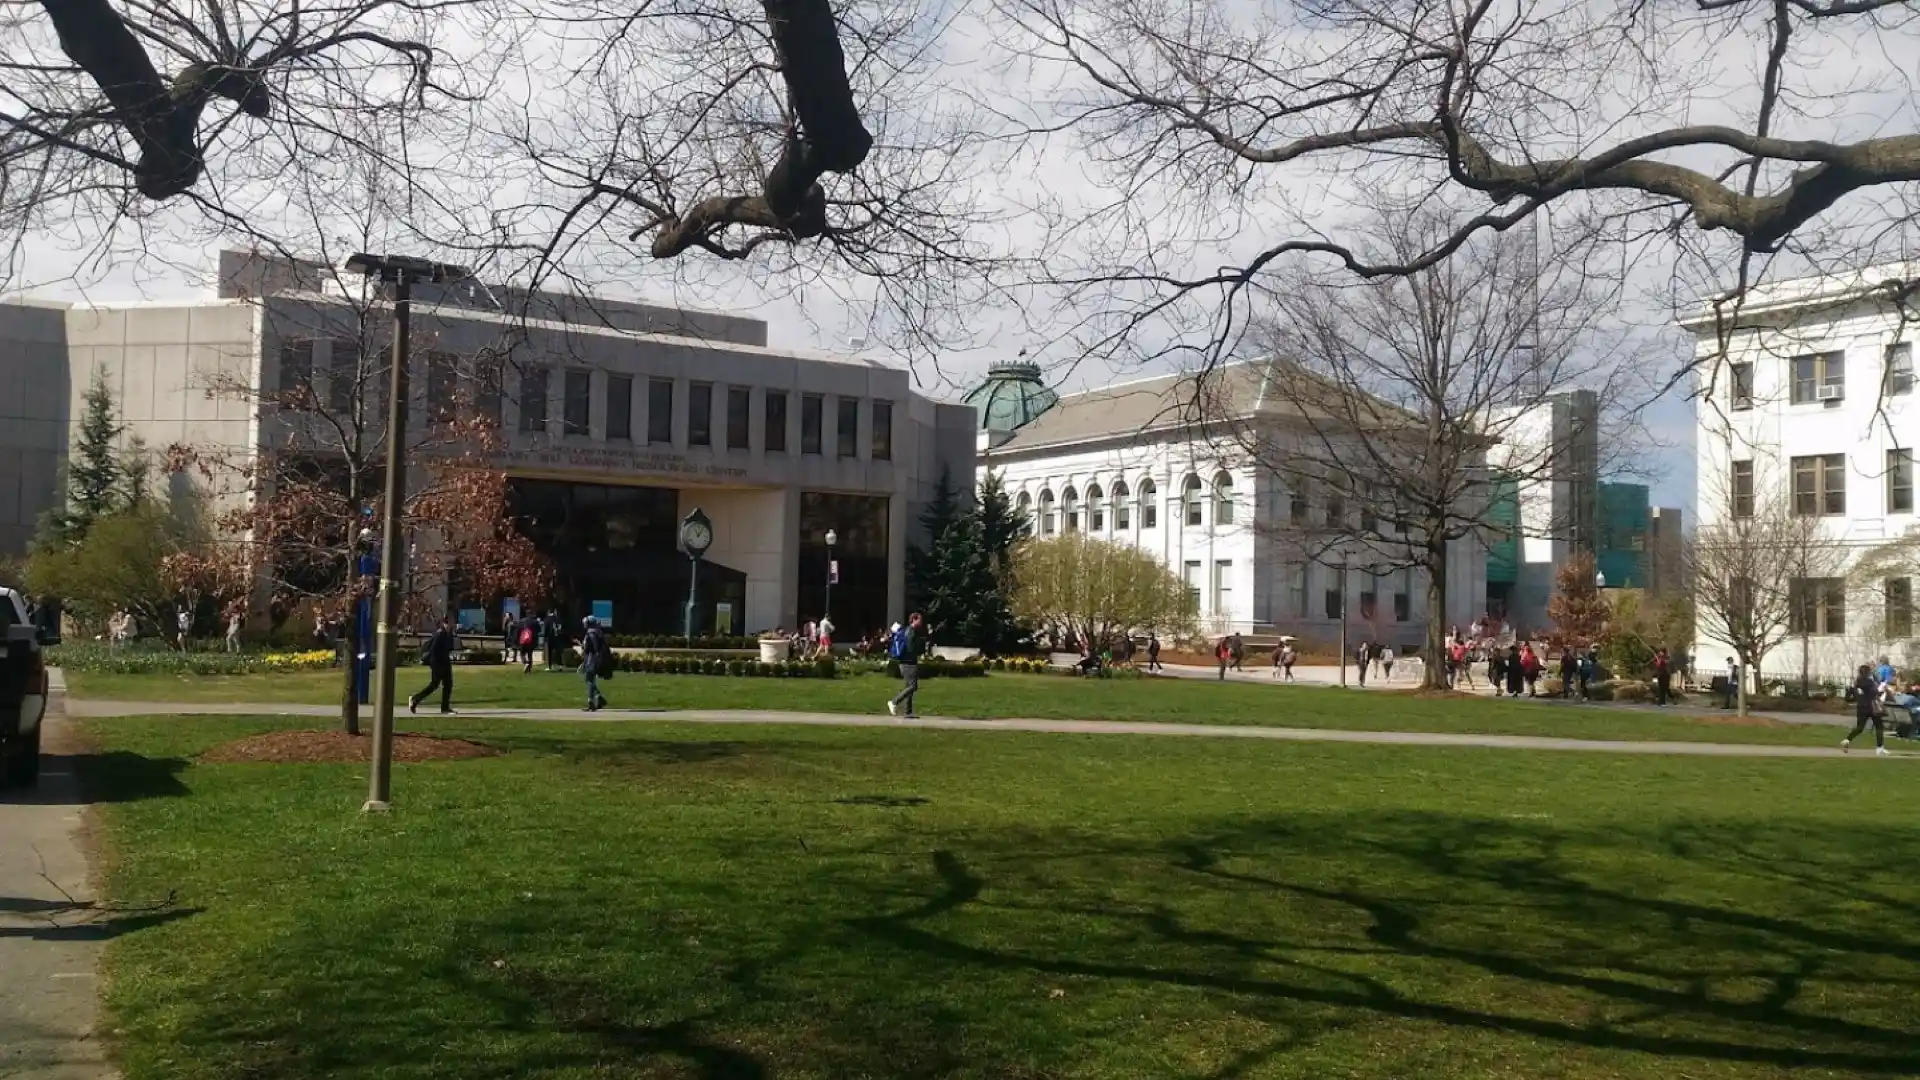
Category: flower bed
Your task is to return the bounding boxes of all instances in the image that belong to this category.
[50,644,337,675]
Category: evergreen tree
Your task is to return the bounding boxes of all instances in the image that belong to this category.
[42,368,126,548]
[976,468,1029,572]
[906,469,983,645]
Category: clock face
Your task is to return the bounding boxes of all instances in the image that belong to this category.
[684,521,713,552]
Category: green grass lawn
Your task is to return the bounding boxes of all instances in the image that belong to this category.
[78,713,1920,1080]
[64,666,1858,746]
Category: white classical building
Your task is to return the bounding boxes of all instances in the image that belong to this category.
[1687,263,1920,679]
[968,359,1486,646]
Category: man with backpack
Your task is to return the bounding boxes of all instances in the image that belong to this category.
[580,616,613,712]
[516,615,538,673]
[885,612,926,718]
[409,616,460,715]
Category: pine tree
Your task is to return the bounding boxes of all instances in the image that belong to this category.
[976,468,1029,572]
[43,368,126,548]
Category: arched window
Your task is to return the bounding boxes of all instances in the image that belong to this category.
[1112,480,1131,530]
[1062,486,1080,532]
[1214,471,1236,526]
[1139,478,1158,529]
[1183,474,1204,527]
[1087,483,1105,531]
[1038,489,1056,535]
[1015,490,1033,529]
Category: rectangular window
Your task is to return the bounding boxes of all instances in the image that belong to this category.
[328,340,360,415]
[518,364,549,433]
[1183,560,1202,613]
[765,391,788,453]
[563,369,591,436]
[1324,585,1342,620]
[1325,482,1346,528]
[1394,589,1410,623]
[1889,577,1914,638]
[278,339,313,406]
[1359,493,1377,534]
[1213,560,1232,615]
[1290,480,1309,525]
[726,386,751,450]
[1142,491,1157,530]
[472,354,503,428]
[1790,453,1845,516]
[802,394,823,454]
[1790,351,1845,404]
[606,375,633,441]
[1186,488,1204,527]
[1731,361,1754,410]
[837,397,859,458]
[1286,563,1308,617]
[1890,449,1914,513]
[426,351,458,423]
[688,382,713,447]
[1116,495,1130,531]
[648,379,674,444]
[871,400,893,461]
[1091,500,1105,532]
[1790,577,1847,635]
[1732,459,1754,519]
[1890,342,1914,396]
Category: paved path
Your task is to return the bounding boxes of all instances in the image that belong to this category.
[63,697,1910,760]
[0,701,116,1080]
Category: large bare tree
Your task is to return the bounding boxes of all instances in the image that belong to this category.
[1687,484,1844,698]
[1213,210,1639,688]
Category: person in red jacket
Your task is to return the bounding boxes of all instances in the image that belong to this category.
[1653,647,1673,706]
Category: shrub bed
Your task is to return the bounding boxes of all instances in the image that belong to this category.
[607,634,756,651]
[612,654,839,679]
[50,644,338,675]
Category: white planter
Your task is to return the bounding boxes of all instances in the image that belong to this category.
[759,638,791,663]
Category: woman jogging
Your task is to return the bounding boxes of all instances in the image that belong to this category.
[1844,663,1891,756]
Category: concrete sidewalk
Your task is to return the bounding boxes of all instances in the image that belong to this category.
[0,702,116,1080]
[62,698,1912,760]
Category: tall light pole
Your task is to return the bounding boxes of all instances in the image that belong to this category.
[346,253,470,814]
[824,528,837,624]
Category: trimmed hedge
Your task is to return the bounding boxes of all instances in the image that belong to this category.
[613,653,839,679]
[607,634,756,651]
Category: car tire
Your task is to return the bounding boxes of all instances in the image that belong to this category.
[3,722,38,788]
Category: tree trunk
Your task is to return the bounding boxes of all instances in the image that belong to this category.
[1423,537,1450,690]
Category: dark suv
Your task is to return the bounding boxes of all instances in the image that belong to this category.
[0,586,49,789]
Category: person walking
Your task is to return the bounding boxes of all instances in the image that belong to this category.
[1215,637,1231,680]
[176,606,192,651]
[1147,634,1162,672]
[1488,646,1505,696]
[1520,643,1540,697]
[224,609,242,653]
[1579,648,1598,701]
[580,616,611,711]
[1843,662,1891,756]
[1558,648,1577,699]
[1381,645,1396,682]
[1450,639,1473,689]
[1281,642,1297,682]
[1229,633,1245,672]
[1356,641,1371,687]
[544,610,563,671]
[886,612,926,717]
[1652,647,1673,706]
[408,616,459,715]
[1504,644,1525,698]
[1722,656,1740,709]
[515,615,538,672]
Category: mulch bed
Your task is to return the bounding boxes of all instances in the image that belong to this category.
[200,730,501,764]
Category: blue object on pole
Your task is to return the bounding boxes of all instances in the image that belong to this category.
[355,551,378,706]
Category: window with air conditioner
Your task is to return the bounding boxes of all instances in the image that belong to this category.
[1791,351,1845,404]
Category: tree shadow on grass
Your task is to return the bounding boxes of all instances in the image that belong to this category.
[842,816,1920,1076]
[0,904,200,942]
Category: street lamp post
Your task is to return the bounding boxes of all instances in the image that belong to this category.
[681,508,713,645]
[346,253,470,814]
[824,528,837,624]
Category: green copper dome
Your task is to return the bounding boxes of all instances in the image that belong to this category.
[964,360,1058,432]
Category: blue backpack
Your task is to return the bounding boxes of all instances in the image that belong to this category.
[889,626,910,660]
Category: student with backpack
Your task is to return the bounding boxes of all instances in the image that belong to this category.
[885,612,926,718]
[580,616,613,711]
[516,616,538,673]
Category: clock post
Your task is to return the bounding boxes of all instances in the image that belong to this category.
[680,508,713,646]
